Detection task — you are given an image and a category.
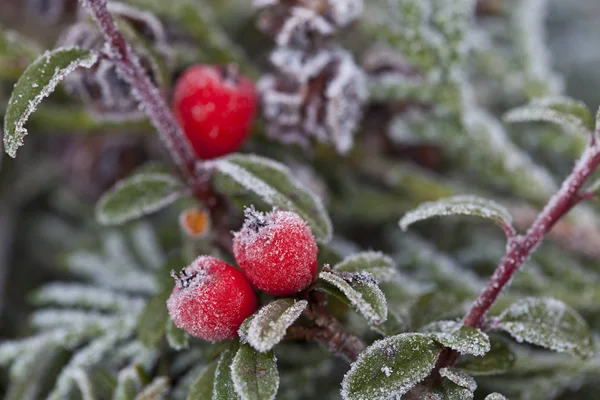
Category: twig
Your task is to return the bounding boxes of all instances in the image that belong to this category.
[288,290,366,362]
[438,140,600,369]
[80,0,196,179]
[285,322,366,363]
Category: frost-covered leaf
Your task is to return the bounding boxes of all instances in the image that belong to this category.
[96,171,184,225]
[211,154,332,242]
[504,96,594,136]
[213,346,238,400]
[231,344,279,400]
[318,270,387,325]
[31,283,135,312]
[3,47,97,158]
[334,251,400,283]
[136,376,169,399]
[440,368,476,400]
[421,320,490,356]
[496,297,594,358]
[166,319,189,350]
[114,366,143,400]
[456,339,516,375]
[136,293,169,349]
[244,299,307,353]
[187,361,217,400]
[400,195,514,237]
[371,311,408,336]
[408,291,464,330]
[440,368,476,391]
[341,333,442,400]
[485,394,508,400]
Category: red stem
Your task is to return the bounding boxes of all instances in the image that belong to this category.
[436,141,600,370]
[463,143,600,329]
[81,0,196,179]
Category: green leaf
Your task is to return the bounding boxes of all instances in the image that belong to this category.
[213,346,238,400]
[166,319,189,350]
[371,311,408,336]
[136,295,169,348]
[485,394,509,400]
[456,338,516,375]
[96,171,184,225]
[243,299,307,353]
[334,251,400,283]
[341,333,442,400]
[496,297,594,358]
[187,361,217,400]
[136,377,169,400]
[211,154,332,242]
[440,368,476,400]
[400,195,514,236]
[3,47,98,158]
[317,270,388,325]
[114,367,143,400]
[504,96,594,136]
[231,344,279,400]
[408,291,464,330]
[421,321,490,356]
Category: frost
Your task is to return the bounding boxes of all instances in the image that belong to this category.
[31,283,140,311]
[496,297,594,358]
[213,347,238,400]
[245,299,308,353]
[456,339,516,376]
[400,195,514,237]
[131,221,165,270]
[114,366,143,400]
[380,366,392,377]
[211,153,333,242]
[66,250,156,294]
[30,309,121,331]
[504,96,594,137]
[3,47,98,158]
[341,333,441,400]
[231,345,279,400]
[135,376,170,399]
[47,333,124,400]
[334,251,401,284]
[439,368,476,392]
[421,320,490,356]
[485,393,508,400]
[277,7,335,48]
[318,270,388,325]
[512,0,563,95]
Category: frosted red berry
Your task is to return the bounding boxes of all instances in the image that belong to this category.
[171,64,257,160]
[233,208,319,296]
[167,255,257,342]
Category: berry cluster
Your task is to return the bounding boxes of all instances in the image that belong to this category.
[167,208,319,341]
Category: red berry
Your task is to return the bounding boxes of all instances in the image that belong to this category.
[167,256,257,342]
[233,208,319,296]
[171,64,257,160]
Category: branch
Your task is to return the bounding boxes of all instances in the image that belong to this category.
[285,320,366,363]
[80,0,196,179]
[289,290,366,362]
[438,140,600,369]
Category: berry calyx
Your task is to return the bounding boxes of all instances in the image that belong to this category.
[167,255,257,342]
[233,207,319,296]
[171,64,257,160]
